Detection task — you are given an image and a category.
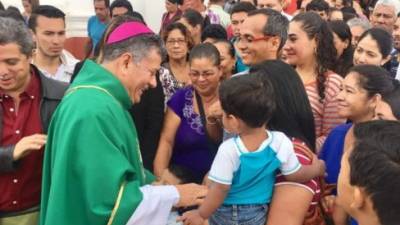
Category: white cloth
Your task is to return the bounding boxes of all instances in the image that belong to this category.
[396,65,400,80]
[34,50,79,83]
[209,4,231,28]
[126,185,180,225]
[282,11,293,21]
[167,211,183,225]
[208,131,301,185]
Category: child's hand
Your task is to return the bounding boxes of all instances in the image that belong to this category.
[177,210,205,225]
[311,154,326,177]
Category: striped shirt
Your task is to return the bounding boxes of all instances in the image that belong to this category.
[276,138,325,225]
[304,72,345,152]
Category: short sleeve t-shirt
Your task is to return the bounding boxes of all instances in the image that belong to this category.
[87,16,107,50]
[208,131,301,204]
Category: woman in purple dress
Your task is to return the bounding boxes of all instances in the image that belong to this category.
[154,43,223,183]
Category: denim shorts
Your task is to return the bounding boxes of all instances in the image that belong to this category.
[209,204,268,225]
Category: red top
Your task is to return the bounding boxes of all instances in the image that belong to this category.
[284,0,298,15]
[276,138,325,225]
[0,70,43,212]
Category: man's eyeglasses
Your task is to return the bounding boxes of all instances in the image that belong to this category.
[236,35,272,44]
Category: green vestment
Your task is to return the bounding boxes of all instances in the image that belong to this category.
[40,60,154,225]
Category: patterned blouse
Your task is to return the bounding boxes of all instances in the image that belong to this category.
[159,64,188,106]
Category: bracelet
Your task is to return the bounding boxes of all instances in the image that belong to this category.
[206,115,221,125]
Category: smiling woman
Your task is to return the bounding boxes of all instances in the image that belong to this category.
[154,43,223,184]
[320,64,398,224]
[284,12,344,152]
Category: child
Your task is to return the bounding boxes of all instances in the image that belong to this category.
[337,120,400,225]
[179,73,325,225]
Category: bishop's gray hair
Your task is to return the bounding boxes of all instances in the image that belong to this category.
[102,34,166,63]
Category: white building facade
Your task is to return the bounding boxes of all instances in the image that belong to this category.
[2,0,165,37]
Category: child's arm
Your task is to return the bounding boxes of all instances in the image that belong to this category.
[178,182,230,224]
[285,154,326,183]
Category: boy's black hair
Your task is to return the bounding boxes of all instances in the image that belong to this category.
[350,120,400,225]
[28,5,65,32]
[168,164,201,184]
[219,73,276,128]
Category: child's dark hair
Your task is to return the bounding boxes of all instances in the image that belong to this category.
[168,164,200,184]
[350,120,400,225]
[219,74,276,128]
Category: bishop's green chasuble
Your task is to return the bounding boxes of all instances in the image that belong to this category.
[40,60,154,225]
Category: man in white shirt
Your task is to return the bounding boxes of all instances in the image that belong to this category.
[28,5,79,83]
[208,0,231,28]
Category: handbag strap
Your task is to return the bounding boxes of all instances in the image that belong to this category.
[194,90,219,152]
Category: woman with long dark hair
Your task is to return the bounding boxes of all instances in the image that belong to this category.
[328,20,354,77]
[284,12,345,152]
[353,28,394,76]
[250,60,325,225]
[178,9,209,45]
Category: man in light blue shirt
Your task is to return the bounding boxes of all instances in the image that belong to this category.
[87,0,110,51]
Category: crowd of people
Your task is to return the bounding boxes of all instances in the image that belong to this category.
[1,0,400,225]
